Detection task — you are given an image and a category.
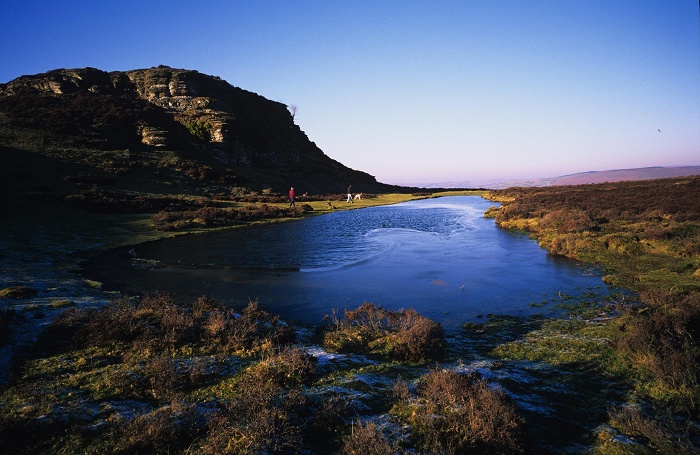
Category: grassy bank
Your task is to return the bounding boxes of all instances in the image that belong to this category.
[485,176,700,453]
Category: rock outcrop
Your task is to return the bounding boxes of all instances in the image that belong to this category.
[0,66,390,194]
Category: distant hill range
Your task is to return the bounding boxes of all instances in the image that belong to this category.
[0,66,406,196]
[426,166,700,189]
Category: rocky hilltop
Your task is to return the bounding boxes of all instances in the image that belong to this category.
[0,66,390,195]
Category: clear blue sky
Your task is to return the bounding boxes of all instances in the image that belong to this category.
[1,1,698,185]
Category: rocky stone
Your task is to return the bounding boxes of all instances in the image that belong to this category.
[0,66,396,194]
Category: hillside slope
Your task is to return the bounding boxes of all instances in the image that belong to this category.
[550,166,700,186]
[0,66,392,196]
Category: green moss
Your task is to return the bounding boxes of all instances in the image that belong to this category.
[490,317,631,380]
[182,120,212,141]
[48,299,73,308]
[0,286,37,299]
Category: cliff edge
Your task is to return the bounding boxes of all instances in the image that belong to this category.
[0,66,389,195]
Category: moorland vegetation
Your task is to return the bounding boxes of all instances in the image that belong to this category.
[1,294,526,454]
[485,176,700,453]
[2,177,698,454]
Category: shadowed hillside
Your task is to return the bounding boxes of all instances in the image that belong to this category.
[0,66,401,196]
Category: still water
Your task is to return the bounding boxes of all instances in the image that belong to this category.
[85,196,609,330]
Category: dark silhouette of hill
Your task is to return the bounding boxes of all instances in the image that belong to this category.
[0,66,407,196]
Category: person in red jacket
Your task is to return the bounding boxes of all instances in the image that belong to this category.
[289,187,295,207]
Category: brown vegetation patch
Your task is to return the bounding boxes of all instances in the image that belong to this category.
[603,405,698,454]
[58,294,294,357]
[64,188,209,213]
[340,420,398,454]
[322,302,446,362]
[392,367,525,454]
[152,203,311,231]
[490,177,700,225]
[616,290,700,413]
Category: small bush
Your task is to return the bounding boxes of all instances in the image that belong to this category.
[539,208,593,233]
[243,347,318,388]
[65,188,207,213]
[306,394,352,451]
[616,290,700,413]
[111,402,199,454]
[144,354,180,400]
[152,203,309,230]
[199,347,347,454]
[394,367,524,454]
[341,420,397,455]
[183,120,212,141]
[59,294,295,357]
[205,300,296,355]
[607,405,697,454]
[322,302,445,361]
[200,383,306,454]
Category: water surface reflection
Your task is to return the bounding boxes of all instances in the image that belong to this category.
[85,196,609,330]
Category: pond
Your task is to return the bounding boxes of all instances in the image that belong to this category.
[83,196,610,330]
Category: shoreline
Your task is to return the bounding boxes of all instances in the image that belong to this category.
[0,190,484,384]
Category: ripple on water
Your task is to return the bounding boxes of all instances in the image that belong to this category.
[84,196,613,330]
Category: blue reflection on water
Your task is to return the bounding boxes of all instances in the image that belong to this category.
[88,196,611,330]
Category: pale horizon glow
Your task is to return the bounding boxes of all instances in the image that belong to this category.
[1,1,698,185]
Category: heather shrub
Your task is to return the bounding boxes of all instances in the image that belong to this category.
[65,188,205,213]
[605,405,698,455]
[341,420,397,455]
[617,290,700,413]
[243,347,318,388]
[152,207,234,230]
[144,353,180,400]
[323,302,445,361]
[100,355,188,402]
[57,296,144,347]
[306,394,352,451]
[152,203,309,230]
[490,177,700,226]
[64,293,194,353]
[200,381,306,454]
[393,368,524,454]
[603,233,645,256]
[205,300,295,355]
[59,295,294,357]
[539,208,592,233]
[110,402,199,454]
[199,346,349,454]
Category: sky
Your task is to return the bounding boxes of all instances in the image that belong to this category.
[1,1,698,186]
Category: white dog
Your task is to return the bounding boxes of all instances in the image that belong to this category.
[354,193,362,200]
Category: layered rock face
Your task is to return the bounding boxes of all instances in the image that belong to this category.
[0,66,384,194]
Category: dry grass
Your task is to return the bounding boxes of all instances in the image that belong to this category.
[322,302,446,362]
[341,420,398,455]
[616,290,700,413]
[392,367,525,454]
